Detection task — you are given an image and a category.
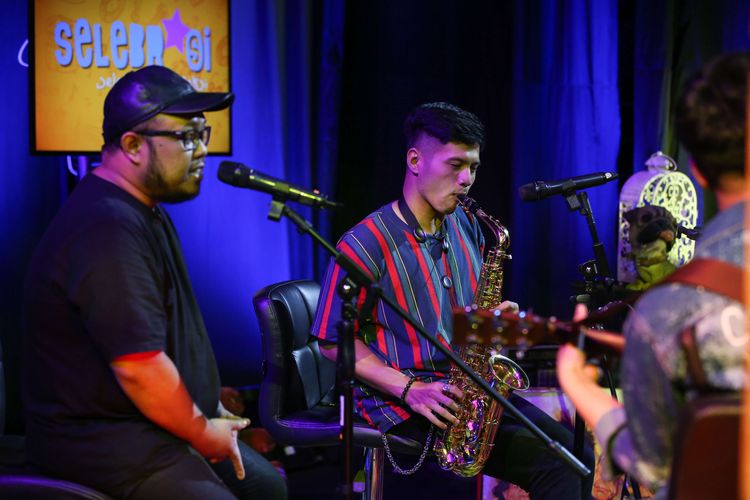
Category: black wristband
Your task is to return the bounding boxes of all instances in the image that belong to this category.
[400,376,417,404]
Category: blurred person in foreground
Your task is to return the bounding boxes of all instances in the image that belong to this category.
[557,52,749,498]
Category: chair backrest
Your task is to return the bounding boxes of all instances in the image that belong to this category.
[253,280,336,437]
[668,393,741,500]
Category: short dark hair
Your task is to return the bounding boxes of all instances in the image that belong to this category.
[100,115,156,154]
[674,52,750,188]
[403,102,485,150]
[102,135,122,154]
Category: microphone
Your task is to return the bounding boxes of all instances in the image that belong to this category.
[217,161,342,209]
[518,171,618,202]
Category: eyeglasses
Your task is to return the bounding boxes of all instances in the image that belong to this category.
[136,126,212,151]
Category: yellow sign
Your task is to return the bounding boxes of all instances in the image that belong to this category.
[33,0,231,154]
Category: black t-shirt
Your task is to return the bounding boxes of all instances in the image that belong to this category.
[22,174,221,484]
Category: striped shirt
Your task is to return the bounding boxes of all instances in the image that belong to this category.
[311,201,485,432]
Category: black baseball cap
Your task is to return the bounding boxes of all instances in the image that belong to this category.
[102,65,234,143]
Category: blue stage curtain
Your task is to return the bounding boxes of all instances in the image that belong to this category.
[509,0,621,316]
[166,0,344,387]
[632,0,750,223]
[0,3,69,433]
[274,0,344,281]
[312,0,345,280]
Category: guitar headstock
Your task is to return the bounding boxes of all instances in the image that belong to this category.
[452,306,577,348]
[452,300,631,355]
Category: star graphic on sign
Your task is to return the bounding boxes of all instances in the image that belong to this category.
[162,9,191,53]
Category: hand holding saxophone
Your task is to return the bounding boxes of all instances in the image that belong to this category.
[403,380,463,429]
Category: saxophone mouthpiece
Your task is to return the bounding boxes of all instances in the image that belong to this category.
[458,195,478,214]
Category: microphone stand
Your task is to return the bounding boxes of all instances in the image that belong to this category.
[563,190,611,280]
[266,197,591,498]
[562,190,642,499]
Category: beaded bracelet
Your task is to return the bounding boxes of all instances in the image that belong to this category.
[400,376,417,404]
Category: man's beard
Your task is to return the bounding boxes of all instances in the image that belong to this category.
[143,141,200,204]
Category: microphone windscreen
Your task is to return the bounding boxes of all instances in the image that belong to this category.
[217,161,243,185]
[518,182,542,202]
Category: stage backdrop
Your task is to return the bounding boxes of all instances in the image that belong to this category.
[31,0,231,154]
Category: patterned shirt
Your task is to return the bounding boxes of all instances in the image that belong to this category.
[594,201,747,498]
[311,201,484,431]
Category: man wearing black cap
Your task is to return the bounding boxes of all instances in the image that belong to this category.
[23,66,287,499]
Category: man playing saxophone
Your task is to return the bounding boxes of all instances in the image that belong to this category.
[311,102,594,498]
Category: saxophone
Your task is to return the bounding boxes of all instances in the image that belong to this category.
[432,195,530,477]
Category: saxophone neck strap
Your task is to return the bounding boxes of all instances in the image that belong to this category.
[397,197,446,243]
[397,197,452,284]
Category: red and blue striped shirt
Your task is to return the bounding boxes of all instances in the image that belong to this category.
[311,202,484,431]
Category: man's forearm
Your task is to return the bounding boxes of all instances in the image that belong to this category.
[321,337,462,428]
[321,338,412,398]
[111,352,212,448]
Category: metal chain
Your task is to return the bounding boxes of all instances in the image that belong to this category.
[380,424,435,475]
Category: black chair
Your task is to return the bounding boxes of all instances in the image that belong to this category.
[253,279,424,499]
[667,393,741,500]
[0,340,112,499]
